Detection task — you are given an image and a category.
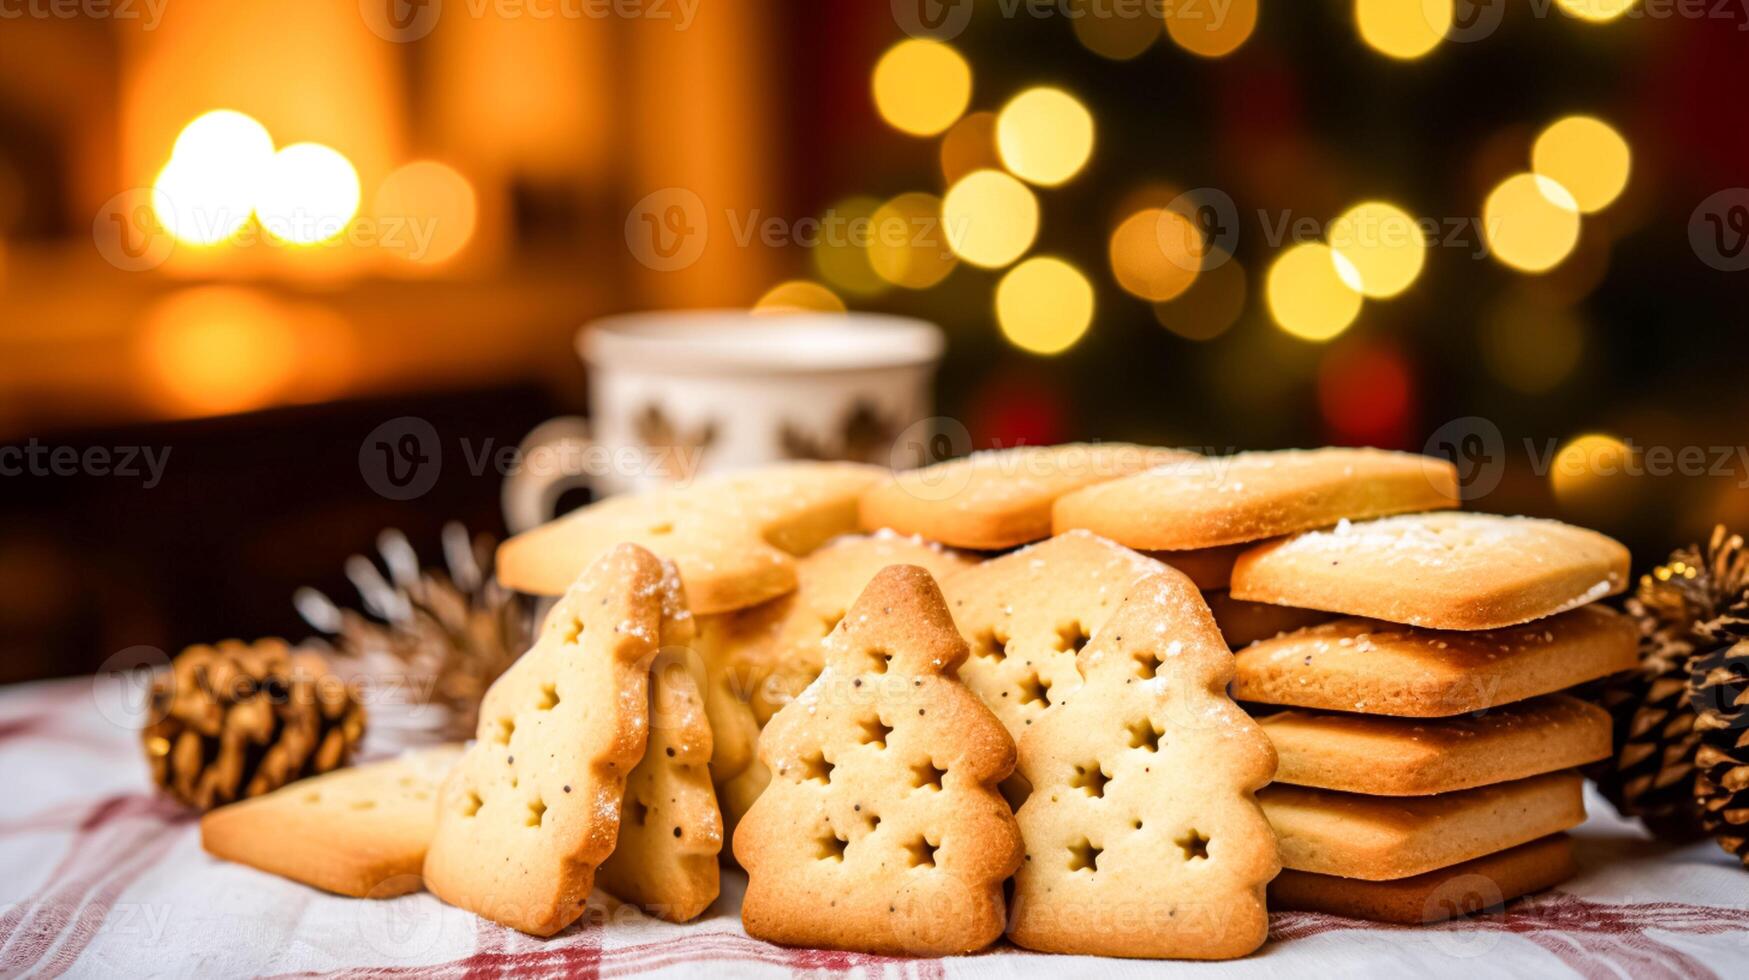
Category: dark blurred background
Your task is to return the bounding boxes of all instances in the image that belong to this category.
[2,0,1746,682]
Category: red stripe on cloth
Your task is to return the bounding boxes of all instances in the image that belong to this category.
[30,826,182,978]
[0,793,188,975]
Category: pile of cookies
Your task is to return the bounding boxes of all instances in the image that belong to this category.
[194,446,1634,960]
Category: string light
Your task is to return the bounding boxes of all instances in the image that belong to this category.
[1165,0,1258,58]
[1553,0,1640,22]
[1328,201,1427,298]
[152,110,275,247]
[868,192,958,289]
[996,257,1094,355]
[1154,249,1246,341]
[939,111,1002,185]
[942,169,1039,268]
[1266,243,1365,342]
[995,87,1094,187]
[1532,116,1631,214]
[255,143,361,246]
[372,161,478,266]
[812,195,889,297]
[1551,432,1634,519]
[753,280,846,314]
[1483,173,1582,273]
[872,39,972,138]
[1354,0,1451,60]
[1109,208,1201,302]
[1481,293,1585,393]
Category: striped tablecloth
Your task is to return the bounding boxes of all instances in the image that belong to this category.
[3,675,1746,978]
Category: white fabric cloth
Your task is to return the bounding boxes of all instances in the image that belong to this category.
[2,676,1745,978]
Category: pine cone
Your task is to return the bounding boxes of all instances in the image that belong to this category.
[1690,604,1749,867]
[142,639,365,811]
[1587,530,1748,839]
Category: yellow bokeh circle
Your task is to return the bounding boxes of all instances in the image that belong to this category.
[255,143,361,247]
[872,40,972,138]
[1532,115,1630,214]
[941,169,1040,269]
[868,192,958,290]
[1266,243,1365,342]
[1355,0,1451,60]
[753,280,846,314]
[996,87,1095,187]
[1165,0,1258,58]
[1483,173,1582,273]
[1109,208,1202,302]
[996,256,1095,356]
[1328,201,1427,298]
[1553,0,1640,22]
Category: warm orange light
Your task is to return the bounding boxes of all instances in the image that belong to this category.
[996,87,1094,187]
[136,287,302,418]
[996,257,1095,355]
[812,196,889,297]
[942,170,1039,269]
[1072,0,1161,60]
[939,111,1002,185]
[753,280,846,314]
[868,192,957,290]
[1483,173,1582,273]
[1109,208,1202,302]
[151,110,275,247]
[871,39,973,138]
[1155,250,1246,341]
[1266,243,1365,341]
[372,160,479,266]
[1532,116,1631,214]
[256,143,361,246]
[1165,0,1258,58]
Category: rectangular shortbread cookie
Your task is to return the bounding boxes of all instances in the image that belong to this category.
[1259,695,1612,795]
[1231,605,1637,717]
[1259,771,1585,880]
[1052,448,1458,551]
[1270,833,1575,924]
[1230,512,1630,630]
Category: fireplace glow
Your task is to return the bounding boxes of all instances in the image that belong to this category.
[256,143,361,247]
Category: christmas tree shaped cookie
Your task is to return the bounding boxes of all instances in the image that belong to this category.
[1009,569,1278,959]
[424,544,667,936]
[734,565,1022,956]
[596,634,724,922]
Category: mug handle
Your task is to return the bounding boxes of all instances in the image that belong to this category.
[501,415,597,533]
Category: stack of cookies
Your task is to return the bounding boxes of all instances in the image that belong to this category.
[1226,511,1636,923]
[188,446,1640,959]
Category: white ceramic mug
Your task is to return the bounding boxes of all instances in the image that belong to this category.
[502,310,944,532]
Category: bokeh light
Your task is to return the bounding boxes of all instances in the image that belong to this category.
[1354,0,1450,60]
[1318,341,1415,448]
[1165,0,1258,58]
[1072,0,1160,60]
[996,257,1094,355]
[1109,208,1202,302]
[868,192,957,289]
[151,110,276,247]
[995,87,1094,187]
[371,160,478,266]
[1532,116,1630,214]
[812,195,889,297]
[1553,0,1640,22]
[939,111,1002,184]
[1154,249,1246,341]
[255,143,361,246]
[1328,201,1427,298]
[1481,294,1585,393]
[941,169,1039,269]
[753,280,846,314]
[1551,432,1634,519]
[1266,243,1365,342]
[136,287,301,418]
[1483,173,1581,273]
[871,39,972,138]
